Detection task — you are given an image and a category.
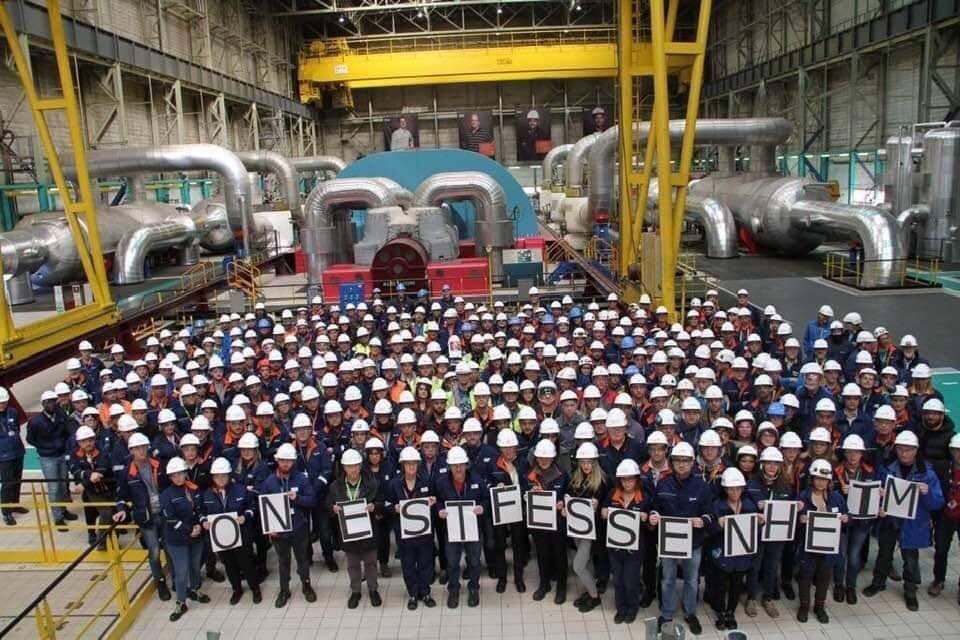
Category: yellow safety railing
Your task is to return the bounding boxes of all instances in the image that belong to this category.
[0,479,156,639]
[823,252,942,289]
[584,236,619,270]
[227,258,262,303]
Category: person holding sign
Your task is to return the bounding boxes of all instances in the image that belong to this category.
[259,443,317,608]
[564,442,607,613]
[385,446,437,610]
[160,456,210,622]
[638,430,672,609]
[435,446,487,608]
[745,446,797,618]
[327,448,381,609]
[488,429,529,594]
[707,468,759,631]
[863,430,944,611]
[234,432,272,583]
[930,433,960,601]
[601,458,649,623]
[832,434,876,605]
[648,442,713,636]
[524,439,569,604]
[200,457,261,605]
[795,458,847,624]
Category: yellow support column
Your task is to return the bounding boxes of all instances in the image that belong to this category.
[0,0,117,366]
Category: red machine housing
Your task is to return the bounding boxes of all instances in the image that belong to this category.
[370,236,429,291]
[321,263,374,301]
[427,257,490,297]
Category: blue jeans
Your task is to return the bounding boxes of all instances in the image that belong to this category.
[836,520,870,588]
[660,546,702,621]
[445,541,481,593]
[38,456,68,520]
[139,518,166,583]
[167,541,203,602]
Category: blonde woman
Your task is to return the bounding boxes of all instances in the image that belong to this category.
[563,442,608,612]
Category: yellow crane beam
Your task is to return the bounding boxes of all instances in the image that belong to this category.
[298,37,695,96]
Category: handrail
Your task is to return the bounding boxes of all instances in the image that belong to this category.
[0,522,119,636]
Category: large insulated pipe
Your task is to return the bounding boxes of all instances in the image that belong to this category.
[113,215,198,284]
[302,178,412,284]
[74,144,254,256]
[541,144,574,190]
[290,156,347,176]
[896,204,930,257]
[565,133,601,196]
[588,118,794,219]
[686,195,738,259]
[413,171,513,281]
[236,150,301,213]
[789,200,905,288]
[644,181,738,259]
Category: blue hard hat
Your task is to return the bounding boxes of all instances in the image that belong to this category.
[417,289,429,298]
[622,336,636,349]
[644,338,657,347]
[542,314,555,325]
[625,365,640,376]
[257,319,271,329]
[768,402,785,417]
[461,322,473,332]
[508,316,521,326]
[568,307,583,319]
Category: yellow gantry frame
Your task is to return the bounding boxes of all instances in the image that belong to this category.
[298,37,697,93]
[617,0,711,319]
[0,0,117,366]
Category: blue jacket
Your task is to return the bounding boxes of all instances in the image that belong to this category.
[876,458,944,549]
[200,482,258,543]
[26,411,69,458]
[384,474,434,540]
[435,470,489,511]
[234,458,272,497]
[650,472,715,549]
[796,385,832,432]
[709,495,760,572]
[160,483,202,546]
[68,445,115,495]
[802,320,831,359]
[116,457,168,526]
[0,407,24,461]
[463,441,498,484]
[599,437,644,479]
[259,469,316,538]
[795,487,847,567]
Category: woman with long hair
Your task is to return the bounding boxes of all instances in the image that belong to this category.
[565,442,608,612]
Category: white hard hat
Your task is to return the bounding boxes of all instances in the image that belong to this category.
[517,405,537,421]
[670,442,695,459]
[446,446,469,465]
[698,429,721,447]
[616,459,641,477]
[364,437,384,450]
[818,305,834,317]
[575,442,599,459]
[496,429,519,448]
[128,433,150,448]
[758,447,784,463]
[75,425,97,442]
[681,397,702,412]
[211,457,232,475]
[808,458,832,479]
[721,467,746,487]
[895,430,919,448]
[842,434,866,451]
[301,386,320,402]
[815,398,836,413]
[949,433,960,450]
[166,457,188,474]
[225,405,246,422]
[324,400,343,414]
[923,398,945,413]
[533,439,557,459]
[463,418,483,434]
[780,432,802,448]
[842,383,862,397]
[117,415,139,432]
[646,430,669,446]
[444,406,463,421]
[737,444,758,458]
[275,443,297,461]
[238,432,259,449]
[657,409,676,427]
[606,408,628,429]
[809,427,832,443]
[399,447,422,463]
[874,405,896,421]
[912,363,931,379]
